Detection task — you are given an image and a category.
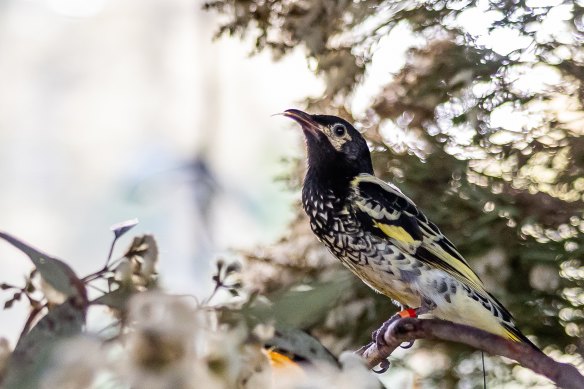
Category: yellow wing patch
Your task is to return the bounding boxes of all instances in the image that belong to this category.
[376,222,416,244]
[352,174,487,295]
[504,330,521,343]
[424,244,484,291]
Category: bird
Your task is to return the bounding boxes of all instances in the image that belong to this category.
[282,108,539,350]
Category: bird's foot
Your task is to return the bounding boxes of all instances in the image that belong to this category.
[372,358,391,374]
[369,308,420,374]
[372,313,398,349]
[373,308,418,349]
[397,303,438,349]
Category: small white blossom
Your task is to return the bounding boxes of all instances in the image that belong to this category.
[121,292,200,388]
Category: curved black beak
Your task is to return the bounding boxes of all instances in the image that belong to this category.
[283,109,320,136]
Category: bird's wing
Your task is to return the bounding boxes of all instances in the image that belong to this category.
[350,174,537,346]
[350,174,485,293]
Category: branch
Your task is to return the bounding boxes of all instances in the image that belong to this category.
[356,318,584,389]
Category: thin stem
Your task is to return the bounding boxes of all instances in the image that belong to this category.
[482,351,486,389]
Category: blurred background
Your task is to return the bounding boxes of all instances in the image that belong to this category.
[0,0,321,344]
[1,0,583,387]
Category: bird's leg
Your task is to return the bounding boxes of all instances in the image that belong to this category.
[397,306,424,349]
[370,300,437,373]
[399,299,437,349]
[374,307,419,346]
[369,307,417,373]
[371,307,417,354]
[374,299,436,350]
[400,299,436,349]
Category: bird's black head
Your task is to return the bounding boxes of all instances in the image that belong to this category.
[283,109,373,189]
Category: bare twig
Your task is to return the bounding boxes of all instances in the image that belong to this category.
[356,318,584,389]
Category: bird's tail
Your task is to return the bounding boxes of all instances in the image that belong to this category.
[502,322,542,352]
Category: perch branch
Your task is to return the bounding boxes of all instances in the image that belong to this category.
[355,317,584,389]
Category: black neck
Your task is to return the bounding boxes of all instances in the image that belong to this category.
[303,163,353,201]
[302,134,374,200]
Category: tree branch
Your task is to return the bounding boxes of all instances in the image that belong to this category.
[356,318,584,389]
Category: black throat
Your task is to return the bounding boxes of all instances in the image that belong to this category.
[301,128,374,207]
[303,161,354,203]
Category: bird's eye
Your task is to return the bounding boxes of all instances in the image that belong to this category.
[332,124,346,137]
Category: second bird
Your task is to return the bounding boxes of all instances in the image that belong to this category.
[283,108,538,349]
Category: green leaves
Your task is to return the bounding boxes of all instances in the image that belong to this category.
[0,232,87,389]
[270,280,348,328]
[0,225,160,388]
[0,232,85,301]
[3,298,86,389]
[245,275,352,329]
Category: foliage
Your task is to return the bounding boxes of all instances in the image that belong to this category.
[0,227,383,388]
[206,0,584,386]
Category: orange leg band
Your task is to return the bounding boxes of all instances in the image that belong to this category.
[398,308,417,318]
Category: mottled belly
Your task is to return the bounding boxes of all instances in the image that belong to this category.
[323,237,422,308]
